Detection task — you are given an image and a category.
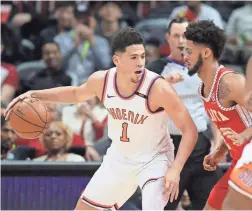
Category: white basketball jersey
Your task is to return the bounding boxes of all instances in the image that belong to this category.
[102,68,173,162]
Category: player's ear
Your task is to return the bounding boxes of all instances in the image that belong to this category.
[203,47,211,59]
[112,55,120,66]
[165,33,170,42]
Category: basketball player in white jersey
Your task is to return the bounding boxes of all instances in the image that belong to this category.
[5,27,198,210]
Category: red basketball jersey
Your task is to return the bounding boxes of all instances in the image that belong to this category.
[199,65,252,160]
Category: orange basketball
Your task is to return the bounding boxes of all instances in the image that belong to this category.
[9,98,52,139]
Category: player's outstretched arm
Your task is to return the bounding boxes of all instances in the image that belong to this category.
[5,71,106,118]
[152,78,198,171]
[219,73,252,112]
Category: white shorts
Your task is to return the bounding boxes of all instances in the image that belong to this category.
[80,148,174,210]
[228,141,252,199]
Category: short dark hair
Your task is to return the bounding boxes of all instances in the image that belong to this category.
[111,27,144,55]
[42,42,60,51]
[167,17,188,33]
[184,20,226,60]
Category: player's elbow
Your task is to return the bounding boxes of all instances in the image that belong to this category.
[181,120,198,142]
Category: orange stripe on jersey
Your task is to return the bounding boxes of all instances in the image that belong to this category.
[82,195,113,209]
[230,163,252,196]
[145,76,165,114]
[101,70,110,103]
[113,69,147,100]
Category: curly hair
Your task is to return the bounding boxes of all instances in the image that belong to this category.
[111,27,144,55]
[184,20,226,59]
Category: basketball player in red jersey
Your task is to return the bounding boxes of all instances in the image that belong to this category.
[5,27,198,210]
[220,56,252,209]
[183,20,252,210]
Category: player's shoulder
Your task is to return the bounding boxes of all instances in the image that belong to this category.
[146,71,173,95]
[219,67,246,91]
[89,69,111,82]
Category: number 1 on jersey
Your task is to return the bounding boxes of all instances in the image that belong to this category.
[120,122,130,142]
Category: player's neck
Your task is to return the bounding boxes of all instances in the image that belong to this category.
[200,61,220,89]
[116,72,139,95]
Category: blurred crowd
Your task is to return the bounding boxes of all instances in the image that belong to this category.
[1,1,252,210]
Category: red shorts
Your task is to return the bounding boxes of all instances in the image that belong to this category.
[207,160,237,210]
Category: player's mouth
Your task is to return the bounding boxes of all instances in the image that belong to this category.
[134,69,144,75]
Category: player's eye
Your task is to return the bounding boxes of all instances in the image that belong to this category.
[131,57,137,60]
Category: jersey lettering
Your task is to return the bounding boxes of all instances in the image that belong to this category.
[208,109,230,122]
[107,108,148,125]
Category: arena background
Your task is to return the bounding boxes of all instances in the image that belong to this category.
[1,0,251,210]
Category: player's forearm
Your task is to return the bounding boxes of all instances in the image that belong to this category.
[172,127,198,172]
[30,86,81,104]
[215,138,229,156]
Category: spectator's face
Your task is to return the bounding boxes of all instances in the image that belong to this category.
[99,3,122,23]
[1,121,18,146]
[57,6,74,31]
[43,124,66,151]
[145,45,160,65]
[42,43,61,70]
[113,44,145,83]
[166,22,188,58]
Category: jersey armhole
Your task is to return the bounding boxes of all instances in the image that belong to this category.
[101,70,110,104]
[145,76,165,114]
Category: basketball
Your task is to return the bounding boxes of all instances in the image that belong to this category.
[9,98,52,139]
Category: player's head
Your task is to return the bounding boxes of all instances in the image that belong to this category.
[184,20,226,76]
[166,17,188,59]
[112,27,145,83]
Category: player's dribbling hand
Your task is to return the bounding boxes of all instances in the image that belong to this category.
[163,167,180,203]
[4,91,33,120]
[220,127,249,146]
[165,72,184,84]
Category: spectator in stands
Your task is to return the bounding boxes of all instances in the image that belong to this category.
[169,1,224,29]
[55,3,111,84]
[96,2,127,44]
[147,17,222,210]
[33,121,85,162]
[145,38,161,66]
[1,23,22,65]
[224,2,252,64]
[35,2,75,59]
[62,97,108,146]
[1,40,19,106]
[1,116,18,160]
[20,42,72,93]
